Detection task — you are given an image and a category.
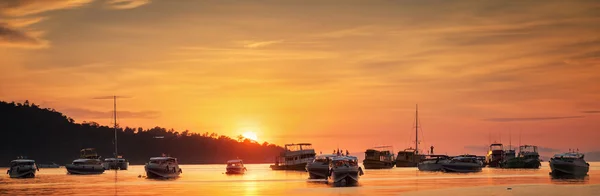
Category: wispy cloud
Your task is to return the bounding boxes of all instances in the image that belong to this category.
[105,0,150,10]
[0,22,48,48]
[483,116,585,122]
[0,0,93,16]
[239,40,284,48]
[582,111,600,114]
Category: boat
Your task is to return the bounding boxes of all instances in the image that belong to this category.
[226,159,247,174]
[270,143,316,171]
[145,156,182,178]
[65,148,105,175]
[328,156,364,185]
[363,146,395,169]
[441,156,483,173]
[476,156,487,167]
[549,152,589,176]
[485,143,504,167]
[306,154,337,179]
[396,105,425,167]
[37,162,60,168]
[7,158,38,178]
[502,145,541,169]
[103,96,129,170]
[417,155,450,171]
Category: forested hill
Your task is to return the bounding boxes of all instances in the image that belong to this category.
[0,101,284,166]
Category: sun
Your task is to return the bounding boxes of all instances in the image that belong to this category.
[242,131,258,141]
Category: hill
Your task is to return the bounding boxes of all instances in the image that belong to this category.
[0,100,284,166]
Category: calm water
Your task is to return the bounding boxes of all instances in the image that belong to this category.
[1,162,599,196]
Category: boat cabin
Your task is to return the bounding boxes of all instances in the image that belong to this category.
[365,146,395,162]
[227,159,244,167]
[552,153,584,161]
[10,159,36,167]
[72,159,103,165]
[104,158,127,163]
[330,156,359,168]
[397,148,422,161]
[274,143,316,166]
[149,157,178,165]
[313,154,336,163]
[450,156,480,164]
[80,148,100,159]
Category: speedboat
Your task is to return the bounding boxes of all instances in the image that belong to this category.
[486,143,504,167]
[549,152,589,176]
[65,148,105,175]
[363,146,395,169]
[226,159,247,174]
[328,156,364,185]
[270,143,316,171]
[103,157,129,170]
[503,145,541,169]
[306,154,337,179]
[145,156,182,178]
[417,155,450,171]
[442,156,483,173]
[7,158,38,178]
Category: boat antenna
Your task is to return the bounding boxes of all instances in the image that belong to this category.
[114,95,118,158]
[509,130,512,150]
[415,104,419,154]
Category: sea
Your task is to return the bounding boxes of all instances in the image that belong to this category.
[1,162,598,196]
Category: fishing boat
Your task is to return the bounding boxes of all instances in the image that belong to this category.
[65,148,105,175]
[306,154,337,179]
[485,143,504,167]
[396,105,425,167]
[363,146,395,169]
[145,156,182,178]
[7,158,38,178]
[441,156,483,173]
[417,155,450,171]
[226,159,247,174]
[549,152,589,176]
[103,96,129,170]
[502,145,541,169]
[328,156,364,185]
[270,143,316,171]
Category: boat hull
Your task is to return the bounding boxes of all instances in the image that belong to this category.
[363,159,395,169]
[270,163,307,171]
[442,163,482,173]
[306,165,329,179]
[103,162,129,170]
[550,160,589,176]
[145,165,181,178]
[65,164,105,175]
[8,167,36,178]
[395,160,418,167]
[226,166,246,174]
[418,160,449,172]
[329,167,361,184]
[503,158,541,169]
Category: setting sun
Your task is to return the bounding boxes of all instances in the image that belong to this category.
[242,131,258,141]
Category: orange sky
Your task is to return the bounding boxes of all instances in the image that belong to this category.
[1,0,599,156]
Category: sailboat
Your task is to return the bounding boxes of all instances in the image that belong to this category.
[396,105,424,167]
[103,96,129,170]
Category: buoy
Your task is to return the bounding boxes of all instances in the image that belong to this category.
[507,187,512,190]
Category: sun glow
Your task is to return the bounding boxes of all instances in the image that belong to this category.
[242,131,258,141]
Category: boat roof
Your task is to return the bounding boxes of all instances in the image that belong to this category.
[227,159,243,163]
[104,158,126,161]
[423,155,449,158]
[316,154,338,158]
[331,156,358,161]
[11,159,35,163]
[73,159,100,162]
[400,148,417,152]
[490,143,503,146]
[285,143,312,146]
[150,157,177,161]
[553,153,583,158]
[452,156,478,160]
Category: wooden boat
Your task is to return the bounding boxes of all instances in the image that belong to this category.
[270,143,316,171]
[363,146,395,169]
[396,105,425,167]
[485,143,504,167]
[502,145,541,169]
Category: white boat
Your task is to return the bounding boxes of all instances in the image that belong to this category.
[417,155,450,171]
[103,158,129,170]
[226,159,247,174]
[7,159,38,178]
[65,148,105,175]
[328,156,364,185]
[145,157,182,178]
[441,156,483,173]
[104,96,130,170]
[306,154,337,179]
[549,152,589,176]
[270,143,316,171]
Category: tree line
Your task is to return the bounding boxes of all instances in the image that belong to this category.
[0,100,283,166]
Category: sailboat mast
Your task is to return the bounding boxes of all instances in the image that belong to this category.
[415,104,418,154]
[114,96,118,158]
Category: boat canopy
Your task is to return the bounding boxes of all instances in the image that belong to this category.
[227,159,243,164]
[553,153,583,159]
[519,145,538,152]
[150,157,177,161]
[10,159,35,163]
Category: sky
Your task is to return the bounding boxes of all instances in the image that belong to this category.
[1,0,599,156]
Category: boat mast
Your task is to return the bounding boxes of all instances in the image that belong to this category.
[114,95,118,158]
[415,104,418,154]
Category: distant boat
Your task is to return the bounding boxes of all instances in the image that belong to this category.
[549,152,589,176]
[441,156,483,173]
[328,156,363,185]
[306,154,337,179]
[145,156,182,178]
[502,145,541,169]
[65,148,105,175]
[396,105,425,167]
[37,162,60,168]
[363,146,395,169]
[485,143,504,167]
[417,155,450,172]
[103,96,129,170]
[7,158,38,178]
[226,159,247,174]
[270,143,316,171]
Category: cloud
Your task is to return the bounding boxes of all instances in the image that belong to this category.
[0,22,48,48]
[0,0,93,16]
[483,116,585,122]
[582,111,600,114]
[105,0,150,10]
[240,40,284,48]
[62,108,161,119]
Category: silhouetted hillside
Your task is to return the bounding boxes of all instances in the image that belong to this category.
[0,101,284,166]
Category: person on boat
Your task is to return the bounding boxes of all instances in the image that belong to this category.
[431,146,434,154]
